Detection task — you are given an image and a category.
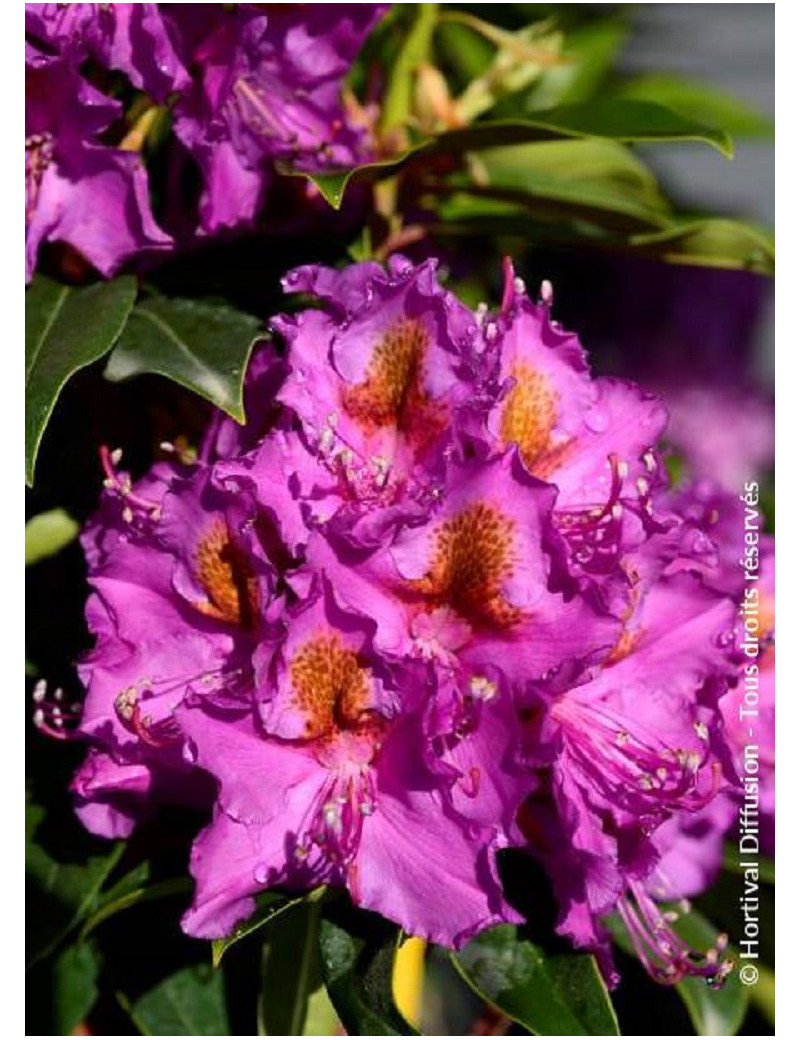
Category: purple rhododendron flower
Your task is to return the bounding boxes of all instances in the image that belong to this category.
[163,5,387,232]
[24,5,386,275]
[178,579,518,946]
[61,255,760,978]
[25,3,189,101]
[25,45,172,280]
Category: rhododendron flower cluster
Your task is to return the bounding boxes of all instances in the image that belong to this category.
[24,4,386,279]
[59,255,772,987]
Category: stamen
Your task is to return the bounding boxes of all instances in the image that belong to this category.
[25,131,54,226]
[552,695,718,815]
[99,446,161,521]
[31,679,81,741]
[554,454,626,572]
[615,882,734,988]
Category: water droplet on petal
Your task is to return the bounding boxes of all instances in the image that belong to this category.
[584,408,610,433]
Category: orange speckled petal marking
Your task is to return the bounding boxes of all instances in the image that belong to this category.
[195,520,259,628]
[606,626,643,666]
[341,318,447,446]
[290,634,371,739]
[411,502,522,627]
[500,363,568,477]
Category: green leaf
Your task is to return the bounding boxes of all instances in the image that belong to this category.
[257,896,327,1036]
[611,74,773,138]
[51,942,100,1035]
[433,17,493,89]
[674,915,749,1037]
[524,19,630,109]
[749,963,776,1028]
[25,508,79,566]
[25,274,137,485]
[318,901,419,1035]
[434,200,774,275]
[452,924,619,1036]
[447,139,671,232]
[421,103,730,158]
[123,964,231,1036]
[80,877,192,941]
[721,842,776,885]
[445,15,564,123]
[607,908,748,1037]
[278,151,422,210]
[212,891,306,967]
[26,794,124,969]
[381,3,439,132]
[105,296,263,422]
[301,984,340,1037]
[283,100,732,211]
[627,219,775,275]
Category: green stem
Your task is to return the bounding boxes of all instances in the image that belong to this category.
[380,3,439,135]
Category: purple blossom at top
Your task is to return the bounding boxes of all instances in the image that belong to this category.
[163,5,388,232]
[25,44,172,280]
[25,3,189,101]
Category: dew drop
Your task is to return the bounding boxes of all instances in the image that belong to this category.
[253,863,271,884]
[584,408,610,434]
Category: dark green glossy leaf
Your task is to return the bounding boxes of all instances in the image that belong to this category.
[277,152,422,210]
[25,274,136,485]
[51,942,100,1035]
[26,795,124,969]
[257,896,327,1036]
[25,508,79,566]
[511,100,733,156]
[607,908,748,1037]
[284,100,732,211]
[105,296,263,422]
[452,924,619,1036]
[123,964,230,1036]
[318,901,419,1035]
[611,74,773,138]
[212,891,306,967]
